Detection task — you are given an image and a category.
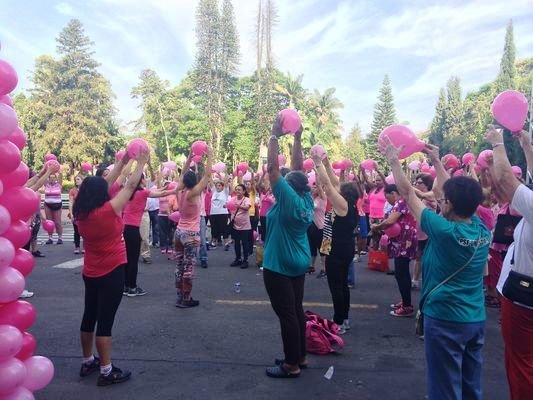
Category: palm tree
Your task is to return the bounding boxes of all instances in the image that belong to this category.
[274,72,308,109]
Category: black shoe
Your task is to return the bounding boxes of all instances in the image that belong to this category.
[266,365,300,378]
[386,271,396,275]
[96,365,131,386]
[45,239,53,245]
[32,250,45,257]
[80,356,100,377]
[127,287,147,297]
[201,260,208,269]
[176,298,200,308]
[274,358,308,369]
[56,239,63,245]
[123,287,129,296]
[240,261,249,269]
[230,259,242,267]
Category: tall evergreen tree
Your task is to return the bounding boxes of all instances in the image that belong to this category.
[442,76,464,153]
[367,75,396,167]
[496,20,516,92]
[429,88,447,146]
[343,124,366,164]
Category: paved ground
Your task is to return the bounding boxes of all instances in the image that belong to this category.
[27,223,508,400]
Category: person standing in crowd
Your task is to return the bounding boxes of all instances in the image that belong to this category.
[69,174,84,254]
[371,184,418,317]
[383,137,490,400]
[74,148,148,386]
[43,172,64,244]
[228,184,252,269]
[174,148,213,307]
[263,117,313,378]
[306,176,326,274]
[146,193,159,247]
[209,177,231,250]
[257,172,275,243]
[354,176,369,261]
[486,126,533,400]
[158,180,173,255]
[244,175,258,254]
[361,167,387,250]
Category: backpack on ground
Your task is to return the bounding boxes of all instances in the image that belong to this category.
[304,311,344,355]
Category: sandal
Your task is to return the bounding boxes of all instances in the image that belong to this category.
[485,297,501,308]
[274,358,308,369]
[266,365,300,378]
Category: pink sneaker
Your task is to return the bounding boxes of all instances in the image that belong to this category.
[390,301,403,310]
[390,305,415,317]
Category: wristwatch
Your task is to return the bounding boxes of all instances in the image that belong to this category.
[491,142,504,148]
[269,135,278,141]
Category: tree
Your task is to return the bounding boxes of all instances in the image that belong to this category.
[496,20,516,92]
[274,72,307,109]
[442,76,464,154]
[343,124,366,164]
[366,75,396,167]
[429,88,447,146]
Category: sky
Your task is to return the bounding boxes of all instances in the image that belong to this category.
[1,0,532,138]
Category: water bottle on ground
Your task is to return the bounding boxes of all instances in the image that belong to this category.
[234,282,241,293]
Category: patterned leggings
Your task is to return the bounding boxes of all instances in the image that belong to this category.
[175,229,200,301]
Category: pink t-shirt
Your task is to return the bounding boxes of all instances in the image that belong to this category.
[108,181,121,198]
[158,196,170,216]
[178,190,201,232]
[232,197,252,230]
[476,205,496,231]
[313,196,327,229]
[368,187,386,219]
[259,192,275,217]
[123,189,150,227]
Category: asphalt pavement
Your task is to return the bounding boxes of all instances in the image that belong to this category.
[26,223,508,400]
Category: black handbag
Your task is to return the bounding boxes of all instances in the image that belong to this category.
[502,250,533,307]
[493,207,522,245]
[227,199,245,230]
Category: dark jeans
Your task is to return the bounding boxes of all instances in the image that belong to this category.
[326,248,354,325]
[394,257,412,307]
[158,215,171,250]
[148,210,159,246]
[232,229,250,262]
[259,216,267,242]
[73,223,81,248]
[123,225,141,289]
[210,214,229,242]
[248,216,259,253]
[81,265,125,336]
[263,268,306,365]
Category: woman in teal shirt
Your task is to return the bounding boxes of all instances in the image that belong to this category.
[263,116,314,379]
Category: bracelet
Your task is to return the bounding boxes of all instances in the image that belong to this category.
[269,135,278,141]
[491,142,504,148]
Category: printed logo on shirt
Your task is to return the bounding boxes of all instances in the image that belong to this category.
[458,237,490,248]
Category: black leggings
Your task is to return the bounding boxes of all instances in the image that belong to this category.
[307,222,324,257]
[210,214,229,242]
[232,229,250,261]
[73,223,81,248]
[326,248,354,325]
[123,225,141,288]
[263,268,306,365]
[158,215,172,250]
[394,257,412,307]
[259,216,267,242]
[248,216,259,253]
[80,265,125,336]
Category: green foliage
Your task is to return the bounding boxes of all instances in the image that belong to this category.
[343,124,367,164]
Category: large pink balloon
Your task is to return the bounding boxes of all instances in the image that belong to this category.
[0,205,11,235]
[191,141,208,156]
[11,249,34,277]
[332,161,344,170]
[15,332,36,361]
[0,301,36,331]
[0,140,21,174]
[1,386,35,400]
[421,162,430,173]
[0,237,15,269]
[408,160,421,171]
[115,149,126,161]
[213,162,226,173]
[462,153,476,166]
[168,211,181,223]
[442,154,460,170]
[42,220,54,235]
[385,174,395,185]
[22,356,54,391]
[0,60,19,96]
[491,90,529,132]
[453,169,464,177]
[7,127,26,152]
[1,220,31,249]
[44,153,56,162]
[310,144,327,160]
[0,325,23,361]
[379,125,425,159]
[126,138,149,160]
[0,357,26,395]
[237,162,248,173]
[303,158,314,171]
[0,179,3,197]
[360,159,377,171]
[242,172,252,181]
[429,166,437,178]
[225,200,236,212]
[0,267,25,303]
[44,160,60,174]
[279,109,302,134]
[0,104,18,138]
[81,162,92,172]
[191,154,203,163]
[0,94,13,108]
[343,159,354,169]
[477,149,493,170]
[0,187,40,222]
[1,162,29,190]
[384,222,401,238]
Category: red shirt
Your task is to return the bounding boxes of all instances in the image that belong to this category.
[123,189,150,227]
[77,202,126,278]
[69,187,78,200]
[108,181,121,198]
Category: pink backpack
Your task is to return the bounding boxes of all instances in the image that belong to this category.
[305,311,344,355]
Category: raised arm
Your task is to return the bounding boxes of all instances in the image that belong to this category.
[267,117,283,187]
[26,165,54,192]
[322,156,340,190]
[518,129,533,179]
[423,143,449,202]
[312,154,348,217]
[105,152,132,187]
[290,124,304,172]
[111,150,149,214]
[187,148,214,199]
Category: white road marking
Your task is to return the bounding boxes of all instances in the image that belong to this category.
[52,258,84,269]
[215,300,378,309]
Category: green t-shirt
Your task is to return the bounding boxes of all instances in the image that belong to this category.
[264,177,314,277]
[420,208,491,323]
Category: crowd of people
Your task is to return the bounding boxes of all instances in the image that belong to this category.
[24,116,532,398]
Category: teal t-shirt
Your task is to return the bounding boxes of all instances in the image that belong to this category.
[420,208,491,323]
[263,177,314,276]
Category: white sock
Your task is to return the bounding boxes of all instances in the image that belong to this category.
[100,364,112,375]
[83,355,94,364]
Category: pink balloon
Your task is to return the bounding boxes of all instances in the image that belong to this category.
[15,332,36,361]
[348,173,355,181]
[421,162,430,173]
[0,140,21,174]
[442,154,460,170]
[511,165,522,178]
[453,169,464,177]
[379,234,389,248]
[7,127,26,151]
[237,162,248,173]
[0,187,41,222]
[253,231,259,241]
[0,325,23,361]
[168,211,181,223]
[360,159,377,171]
[303,158,314,171]
[379,125,425,159]
[0,105,17,140]
[44,153,56,162]
[225,200,236,212]
[126,138,150,160]
[429,166,437,178]
[0,205,11,236]
[279,109,302,134]
[343,159,354,169]
[1,386,35,400]
[1,220,31,249]
[0,267,25,303]
[0,357,26,395]
[115,149,126,161]
[0,301,36,332]
[384,222,401,238]
[213,162,226,173]
[278,154,286,166]
[0,60,19,96]
[1,162,29,190]
[0,179,3,197]
[310,144,326,160]
[81,162,92,172]
[385,174,395,185]
[491,90,529,132]
[42,220,55,235]
[334,169,341,176]
[332,161,343,170]
[11,249,34,277]
[462,153,476,166]
[162,161,177,170]
[242,172,252,181]
[477,149,493,170]
[22,356,54,391]
[191,154,203,163]
[0,237,15,269]
[408,160,421,171]
[44,160,60,173]
[191,141,208,156]
[0,94,13,108]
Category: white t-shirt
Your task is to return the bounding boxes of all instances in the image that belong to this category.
[210,187,229,215]
[497,185,533,300]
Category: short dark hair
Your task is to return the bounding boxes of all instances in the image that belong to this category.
[235,183,249,197]
[416,173,434,190]
[280,167,290,177]
[339,182,360,205]
[73,176,110,220]
[182,170,198,189]
[384,184,398,194]
[286,171,311,195]
[443,177,483,218]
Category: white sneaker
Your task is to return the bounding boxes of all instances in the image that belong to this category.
[342,319,351,331]
[337,325,347,335]
[411,280,419,289]
[20,290,34,299]
[353,255,361,262]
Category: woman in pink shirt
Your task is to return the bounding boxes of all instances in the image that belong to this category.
[174,148,213,308]
[228,184,252,269]
[361,168,387,249]
[307,178,326,275]
[43,173,63,244]
[258,177,275,242]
